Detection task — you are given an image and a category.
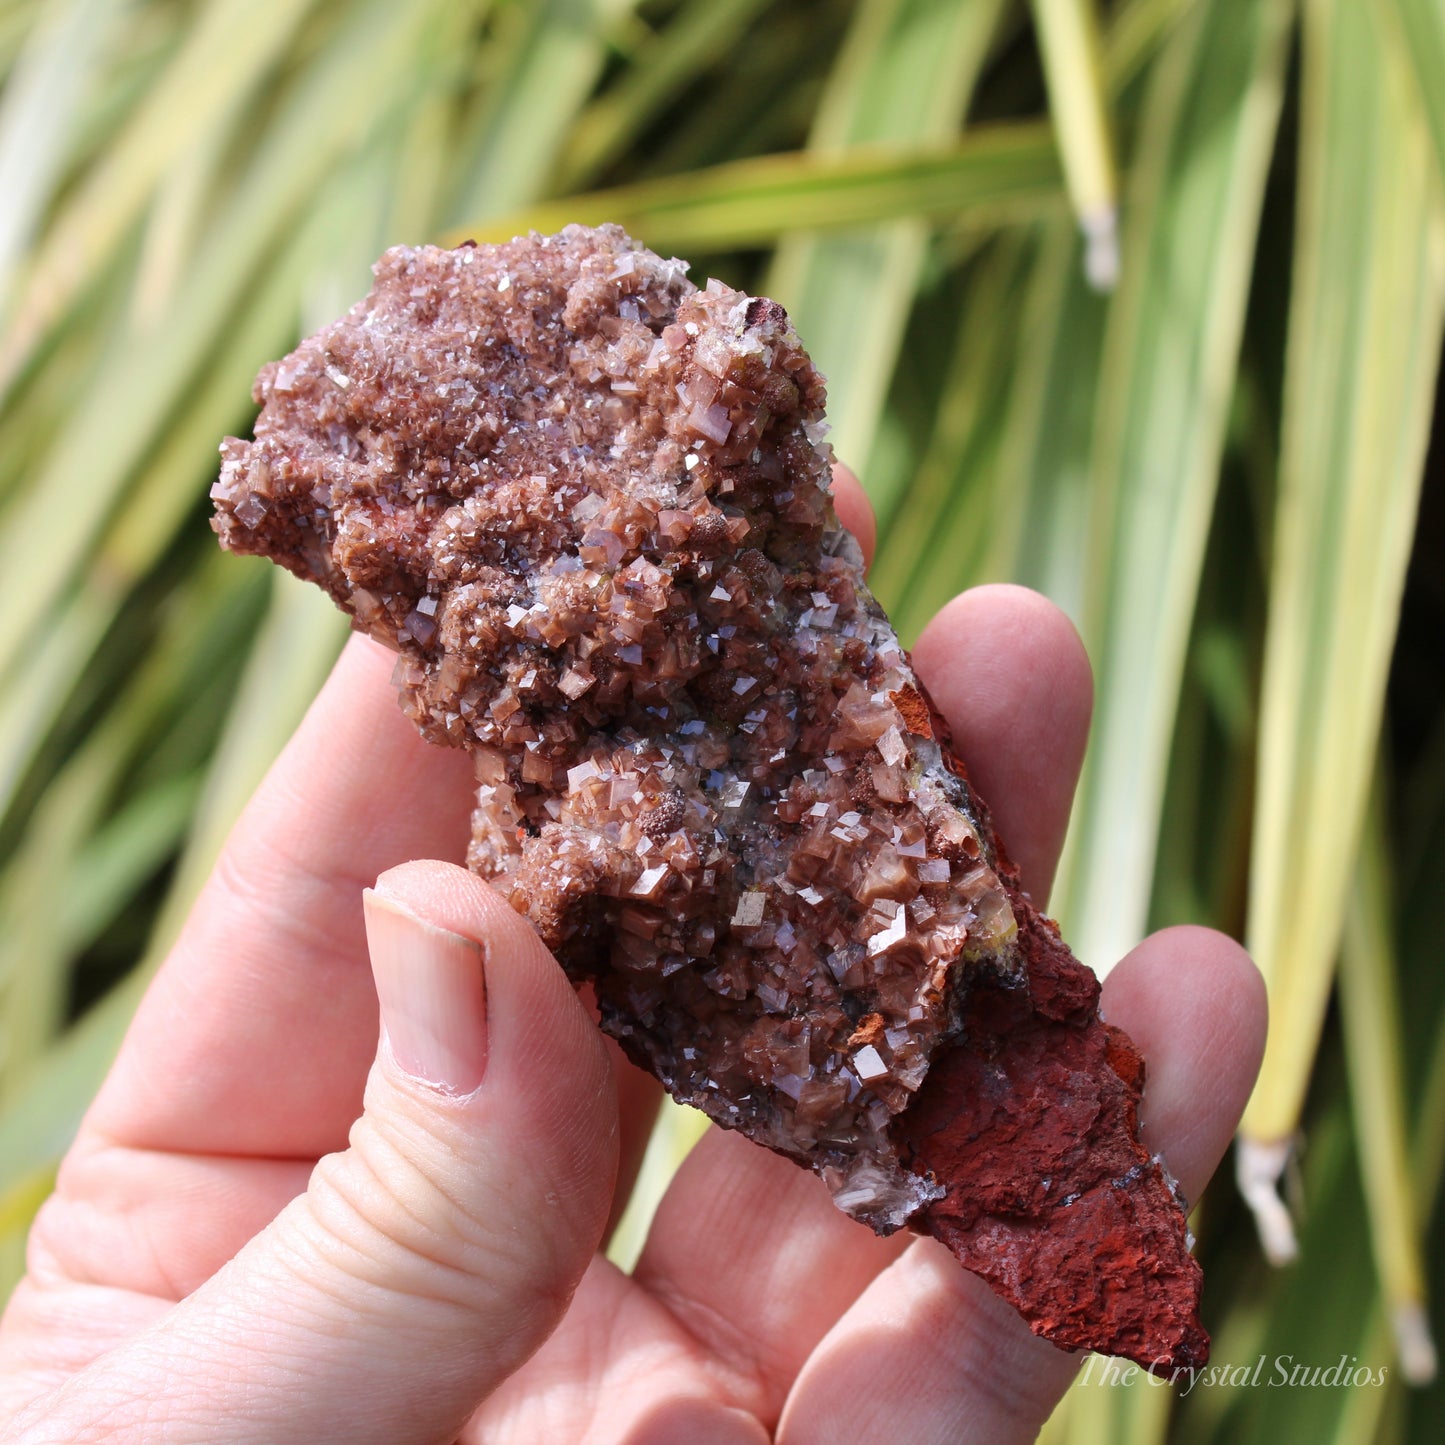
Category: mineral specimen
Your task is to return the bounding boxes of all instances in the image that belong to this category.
[212,224,1208,1369]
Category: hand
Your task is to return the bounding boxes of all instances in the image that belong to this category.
[0,471,1266,1444]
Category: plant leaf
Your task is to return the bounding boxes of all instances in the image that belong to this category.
[1048,0,1292,974]
[1340,782,1438,1383]
[448,0,634,223]
[764,0,1008,479]
[1387,0,1445,188]
[0,0,322,390]
[1240,0,1445,1210]
[555,0,773,192]
[0,0,452,771]
[0,0,127,307]
[447,124,1064,254]
[1029,0,1120,287]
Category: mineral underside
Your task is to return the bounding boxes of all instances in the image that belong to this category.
[213,224,1208,1369]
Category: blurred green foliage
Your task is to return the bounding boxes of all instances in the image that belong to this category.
[1,1,1442,1438]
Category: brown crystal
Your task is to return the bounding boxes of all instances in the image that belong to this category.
[213,225,1207,1369]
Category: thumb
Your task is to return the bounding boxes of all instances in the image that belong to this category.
[23,861,620,1445]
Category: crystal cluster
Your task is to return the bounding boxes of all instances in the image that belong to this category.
[213,225,1208,1369]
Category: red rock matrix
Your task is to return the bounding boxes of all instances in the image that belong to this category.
[212,224,1207,1369]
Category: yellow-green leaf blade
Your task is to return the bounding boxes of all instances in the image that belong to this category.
[1029,0,1120,287]
[0,0,452,735]
[1049,0,1293,973]
[0,0,322,392]
[1340,785,1438,1383]
[0,0,127,304]
[555,0,772,192]
[1241,0,1445,1189]
[1388,0,1445,187]
[448,126,1064,255]
[764,0,1008,483]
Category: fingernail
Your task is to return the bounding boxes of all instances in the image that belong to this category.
[363,888,488,1094]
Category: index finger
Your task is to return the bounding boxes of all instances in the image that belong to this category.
[87,635,475,1158]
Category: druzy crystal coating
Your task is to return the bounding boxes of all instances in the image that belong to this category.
[213,225,1208,1368]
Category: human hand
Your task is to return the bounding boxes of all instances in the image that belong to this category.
[0,471,1265,1444]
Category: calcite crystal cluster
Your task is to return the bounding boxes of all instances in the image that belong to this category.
[213,225,1207,1369]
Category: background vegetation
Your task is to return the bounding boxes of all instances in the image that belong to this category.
[0,0,1441,1438]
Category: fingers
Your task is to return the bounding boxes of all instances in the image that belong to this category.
[910,584,1092,903]
[779,1239,1082,1445]
[631,1130,906,1421]
[87,635,475,1159]
[1101,925,1268,1202]
[13,863,618,1445]
[470,1254,776,1443]
[602,1035,664,1240]
[775,927,1267,1445]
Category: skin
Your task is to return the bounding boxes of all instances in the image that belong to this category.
[0,467,1266,1444]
